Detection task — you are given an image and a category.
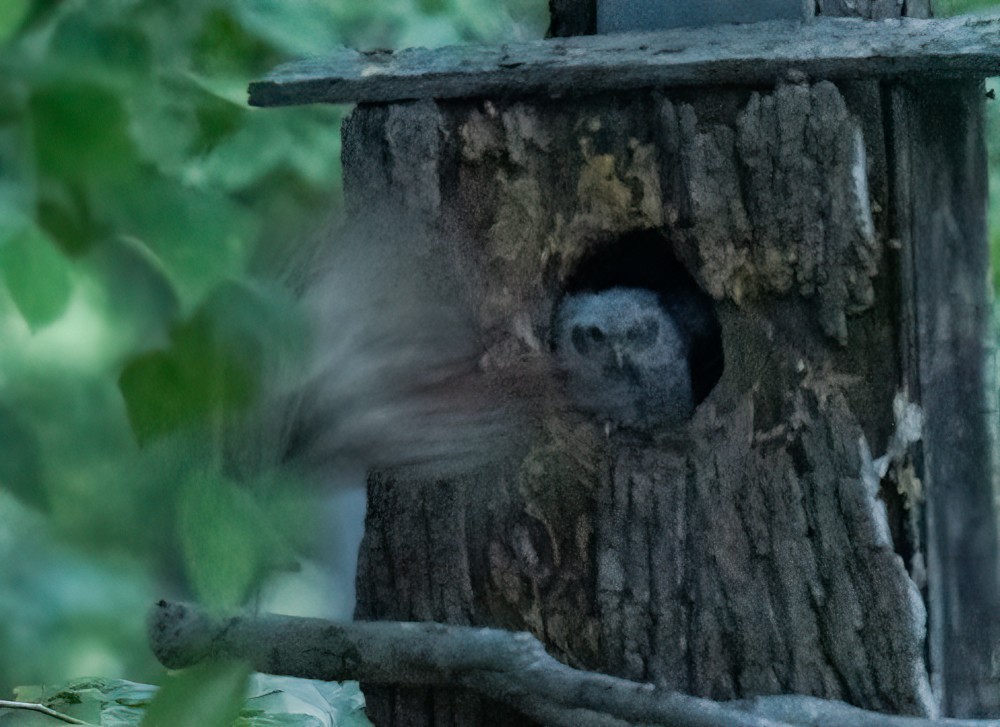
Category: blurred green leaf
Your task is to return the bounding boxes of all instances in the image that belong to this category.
[3,675,371,726]
[36,183,107,256]
[84,235,180,353]
[0,0,30,43]
[118,306,261,444]
[0,495,155,691]
[194,8,281,78]
[117,279,305,445]
[46,15,152,83]
[0,222,73,330]
[0,404,45,509]
[232,1,343,57]
[192,109,342,192]
[109,178,252,307]
[126,83,201,176]
[178,472,285,608]
[141,661,250,727]
[30,82,138,183]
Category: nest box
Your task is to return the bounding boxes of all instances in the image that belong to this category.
[251,6,1000,724]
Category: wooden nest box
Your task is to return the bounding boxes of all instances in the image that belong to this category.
[251,4,1000,724]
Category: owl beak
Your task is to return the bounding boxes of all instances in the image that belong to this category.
[613,346,625,368]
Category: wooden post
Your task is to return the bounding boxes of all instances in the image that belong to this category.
[891,79,1000,717]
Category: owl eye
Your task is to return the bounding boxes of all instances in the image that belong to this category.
[626,319,659,346]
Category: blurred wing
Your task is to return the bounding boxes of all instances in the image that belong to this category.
[278,214,528,481]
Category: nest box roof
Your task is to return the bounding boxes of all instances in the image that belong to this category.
[249,15,1000,107]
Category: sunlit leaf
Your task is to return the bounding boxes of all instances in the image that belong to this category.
[0,223,73,330]
[85,235,180,353]
[141,661,250,727]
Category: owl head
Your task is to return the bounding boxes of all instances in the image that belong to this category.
[553,287,695,430]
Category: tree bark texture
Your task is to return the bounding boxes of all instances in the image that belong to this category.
[339,72,997,727]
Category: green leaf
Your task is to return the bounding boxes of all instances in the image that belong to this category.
[110,177,252,308]
[30,82,138,182]
[126,86,201,176]
[178,473,263,608]
[232,0,343,56]
[0,223,73,330]
[3,675,371,726]
[0,0,30,43]
[141,661,250,727]
[116,324,258,443]
[193,8,280,78]
[118,278,306,444]
[118,285,269,443]
[46,15,152,83]
[240,676,373,727]
[36,183,107,256]
[0,404,46,509]
[178,472,285,608]
[85,235,180,350]
[193,109,342,192]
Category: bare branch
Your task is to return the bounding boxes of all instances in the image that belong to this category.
[0,700,93,725]
[147,600,1000,727]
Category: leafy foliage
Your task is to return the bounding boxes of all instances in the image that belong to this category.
[0,674,372,726]
[0,0,546,706]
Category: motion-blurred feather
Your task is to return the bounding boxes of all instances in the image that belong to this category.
[230,213,526,487]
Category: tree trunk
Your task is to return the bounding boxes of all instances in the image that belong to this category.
[345,10,998,727]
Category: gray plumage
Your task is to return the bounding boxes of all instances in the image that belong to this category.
[554,287,694,430]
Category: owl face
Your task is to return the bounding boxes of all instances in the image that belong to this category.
[554,287,694,430]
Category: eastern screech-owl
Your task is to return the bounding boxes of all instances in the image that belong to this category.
[553,287,694,430]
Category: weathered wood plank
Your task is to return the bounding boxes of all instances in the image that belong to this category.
[890,79,1000,718]
[249,15,1000,107]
